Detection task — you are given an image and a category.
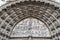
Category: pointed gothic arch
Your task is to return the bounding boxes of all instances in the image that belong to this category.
[0,0,60,40]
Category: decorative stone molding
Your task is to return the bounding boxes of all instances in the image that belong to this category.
[0,0,60,40]
[0,0,60,11]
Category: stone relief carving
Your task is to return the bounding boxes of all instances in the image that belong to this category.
[11,18,51,37]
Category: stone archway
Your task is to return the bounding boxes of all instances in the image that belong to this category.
[0,0,60,40]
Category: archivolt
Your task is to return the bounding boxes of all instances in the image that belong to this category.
[0,1,60,40]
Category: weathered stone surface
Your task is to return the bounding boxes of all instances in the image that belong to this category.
[0,0,60,40]
[11,18,51,37]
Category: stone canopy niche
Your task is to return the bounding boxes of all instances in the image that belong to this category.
[10,18,51,38]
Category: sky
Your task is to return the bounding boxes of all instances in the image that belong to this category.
[52,0,60,3]
[0,0,7,6]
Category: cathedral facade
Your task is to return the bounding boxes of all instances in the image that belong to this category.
[0,0,60,40]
